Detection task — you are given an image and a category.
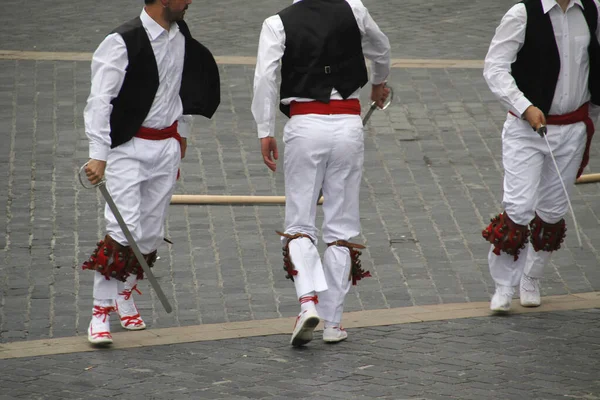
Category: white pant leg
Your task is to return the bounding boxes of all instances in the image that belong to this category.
[104,137,180,254]
[137,138,180,253]
[523,244,552,279]
[489,117,545,287]
[316,246,352,324]
[317,114,364,323]
[93,271,118,301]
[536,122,586,223]
[288,238,328,297]
[524,122,587,278]
[104,139,147,250]
[501,117,546,224]
[489,243,530,287]
[282,115,331,297]
[320,114,364,242]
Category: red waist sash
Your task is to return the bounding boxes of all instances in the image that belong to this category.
[135,121,182,143]
[135,121,182,179]
[289,99,361,116]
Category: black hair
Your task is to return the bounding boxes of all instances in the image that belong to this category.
[144,0,156,4]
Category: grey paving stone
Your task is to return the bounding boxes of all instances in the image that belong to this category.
[1,311,599,399]
[1,2,600,398]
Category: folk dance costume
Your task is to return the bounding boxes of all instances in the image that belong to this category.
[252,0,391,345]
[483,0,600,311]
[82,9,219,344]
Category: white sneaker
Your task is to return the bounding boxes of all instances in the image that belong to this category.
[290,309,320,347]
[323,326,348,343]
[490,285,515,312]
[520,275,541,307]
[87,304,115,345]
[116,285,146,330]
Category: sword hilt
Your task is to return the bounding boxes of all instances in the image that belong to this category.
[78,162,106,190]
[537,125,547,138]
[362,86,394,126]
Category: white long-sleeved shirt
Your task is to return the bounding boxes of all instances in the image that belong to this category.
[251,0,392,138]
[483,0,600,119]
[84,9,192,161]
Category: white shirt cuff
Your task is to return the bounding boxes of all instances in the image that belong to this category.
[371,72,388,86]
[257,122,274,139]
[178,121,191,138]
[513,97,533,118]
[89,142,110,162]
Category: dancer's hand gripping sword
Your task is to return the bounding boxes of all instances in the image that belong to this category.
[537,126,583,248]
[78,163,173,313]
[362,86,394,126]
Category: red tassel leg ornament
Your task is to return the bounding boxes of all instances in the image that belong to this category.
[530,214,566,252]
[482,212,530,262]
[327,240,371,286]
[276,231,314,282]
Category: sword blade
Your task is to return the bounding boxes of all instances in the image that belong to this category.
[98,183,173,313]
[540,131,583,249]
[362,103,377,126]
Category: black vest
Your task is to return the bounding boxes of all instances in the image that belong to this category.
[278,0,368,117]
[511,0,600,115]
[109,17,220,149]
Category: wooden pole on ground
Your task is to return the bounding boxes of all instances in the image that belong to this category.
[576,173,600,185]
[170,172,599,205]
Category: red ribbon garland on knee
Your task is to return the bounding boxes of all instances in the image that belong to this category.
[327,240,371,285]
[529,214,566,252]
[276,231,314,281]
[82,235,157,282]
[482,212,530,261]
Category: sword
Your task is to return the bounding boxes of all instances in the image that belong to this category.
[537,126,583,248]
[362,86,394,126]
[79,163,173,313]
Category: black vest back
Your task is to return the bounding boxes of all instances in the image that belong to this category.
[511,0,600,115]
[109,17,220,149]
[278,0,368,117]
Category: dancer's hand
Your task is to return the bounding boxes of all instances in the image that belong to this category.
[523,105,546,132]
[85,159,106,185]
[371,83,391,109]
[260,137,278,172]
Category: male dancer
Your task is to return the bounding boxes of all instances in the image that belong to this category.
[483,0,600,311]
[252,0,391,345]
[82,0,220,344]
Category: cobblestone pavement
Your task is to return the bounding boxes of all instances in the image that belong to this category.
[2,0,520,59]
[1,310,600,400]
[1,0,600,399]
[1,0,600,343]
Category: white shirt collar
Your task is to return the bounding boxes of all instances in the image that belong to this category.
[140,8,180,41]
[542,0,584,14]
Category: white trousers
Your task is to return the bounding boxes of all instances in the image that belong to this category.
[282,113,364,324]
[93,137,180,301]
[489,115,587,287]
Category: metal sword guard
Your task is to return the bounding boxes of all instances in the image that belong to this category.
[78,162,105,190]
[362,85,394,126]
[537,125,547,138]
